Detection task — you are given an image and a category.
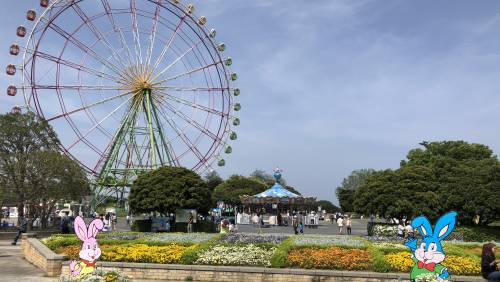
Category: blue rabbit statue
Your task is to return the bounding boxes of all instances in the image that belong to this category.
[404,211,457,281]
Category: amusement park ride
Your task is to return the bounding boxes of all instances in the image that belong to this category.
[6,0,240,207]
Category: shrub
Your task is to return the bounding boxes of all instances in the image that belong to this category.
[131,219,151,232]
[287,247,372,270]
[270,237,295,268]
[368,244,391,272]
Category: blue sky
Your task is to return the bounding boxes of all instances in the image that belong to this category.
[2,1,500,205]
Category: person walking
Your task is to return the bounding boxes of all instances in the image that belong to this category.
[397,222,405,238]
[482,243,500,281]
[61,212,70,234]
[337,216,344,234]
[346,217,352,235]
[299,212,304,234]
[292,213,299,235]
[187,212,194,233]
[11,216,27,245]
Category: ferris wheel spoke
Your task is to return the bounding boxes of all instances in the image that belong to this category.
[151,35,209,82]
[154,103,206,162]
[154,86,229,92]
[146,0,162,68]
[151,14,186,76]
[45,20,125,77]
[71,2,129,70]
[158,61,221,83]
[66,94,136,151]
[100,0,135,67]
[46,90,136,122]
[155,90,227,118]
[130,0,144,65]
[32,85,124,91]
[155,96,224,143]
[28,49,122,83]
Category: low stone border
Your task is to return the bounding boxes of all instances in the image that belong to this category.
[21,233,68,276]
[60,262,485,282]
[24,237,485,281]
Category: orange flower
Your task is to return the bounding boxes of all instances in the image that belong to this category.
[288,247,372,270]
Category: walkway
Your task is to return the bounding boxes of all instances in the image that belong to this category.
[237,218,369,235]
[0,240,53,282]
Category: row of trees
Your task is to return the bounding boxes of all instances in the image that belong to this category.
[130,167,339,216]
[336,141,500,225]
[0,112,90,228]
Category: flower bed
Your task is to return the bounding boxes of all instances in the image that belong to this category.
[102,244,196,264]
[292,235,366,248]
[143,233,217,244]
[43,232,484,277]
[372,224,398,237]
[54,243,196,264]
[195,244,275,267]
[219,233,287,244]
[287,246,372,270]
[383,251,480,275]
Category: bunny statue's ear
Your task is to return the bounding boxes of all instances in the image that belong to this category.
[87,218,104,238]
[434,211,457,240]
[74,216,88,241]
[411,215,433,237]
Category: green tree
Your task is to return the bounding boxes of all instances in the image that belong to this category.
[204,170,223,192]
[316,200,341,213]
[250,169,288,186]
[335,169,375,212]
[129,166,211,215]
[212,175,267,205]
[0,112,59,218]
[25,151,90,228]
[353,141,500,224]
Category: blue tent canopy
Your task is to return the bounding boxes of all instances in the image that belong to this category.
[253,183,299,198]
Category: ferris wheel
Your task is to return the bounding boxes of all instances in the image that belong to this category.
[6,0,240,199]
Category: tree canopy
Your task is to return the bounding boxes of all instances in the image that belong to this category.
[0,112,89,225]
[129,166,211,215]
[335,169,375,212]
[212,175,267,205]
[353,141,500,224]
[204,170,223,192]
[316,200,341,213]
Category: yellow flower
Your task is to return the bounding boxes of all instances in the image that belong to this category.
[101,244,196,264]
[384,252,413,272]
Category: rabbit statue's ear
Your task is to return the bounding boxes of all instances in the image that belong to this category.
[434,211,457,240]
[87,218,104,238]
[74,216,88,241]
[411,216,433,237]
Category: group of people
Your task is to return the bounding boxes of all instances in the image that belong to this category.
[335,215,353,235]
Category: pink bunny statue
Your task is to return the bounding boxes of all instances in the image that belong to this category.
[69,216,104,277]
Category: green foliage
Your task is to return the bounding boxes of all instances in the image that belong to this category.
[131,219,152,232]
[367,243,391,273]
[129,166,211,215]
[270,237,295,268]
[353,141,500,224]
[0,112,88,227]
[204,171,223,192]
[335,169,375,212]
[315,200,340,213]
[212,175,267,205]
[456,226,500,242]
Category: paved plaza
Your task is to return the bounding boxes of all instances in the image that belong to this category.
[236,218,369,235]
